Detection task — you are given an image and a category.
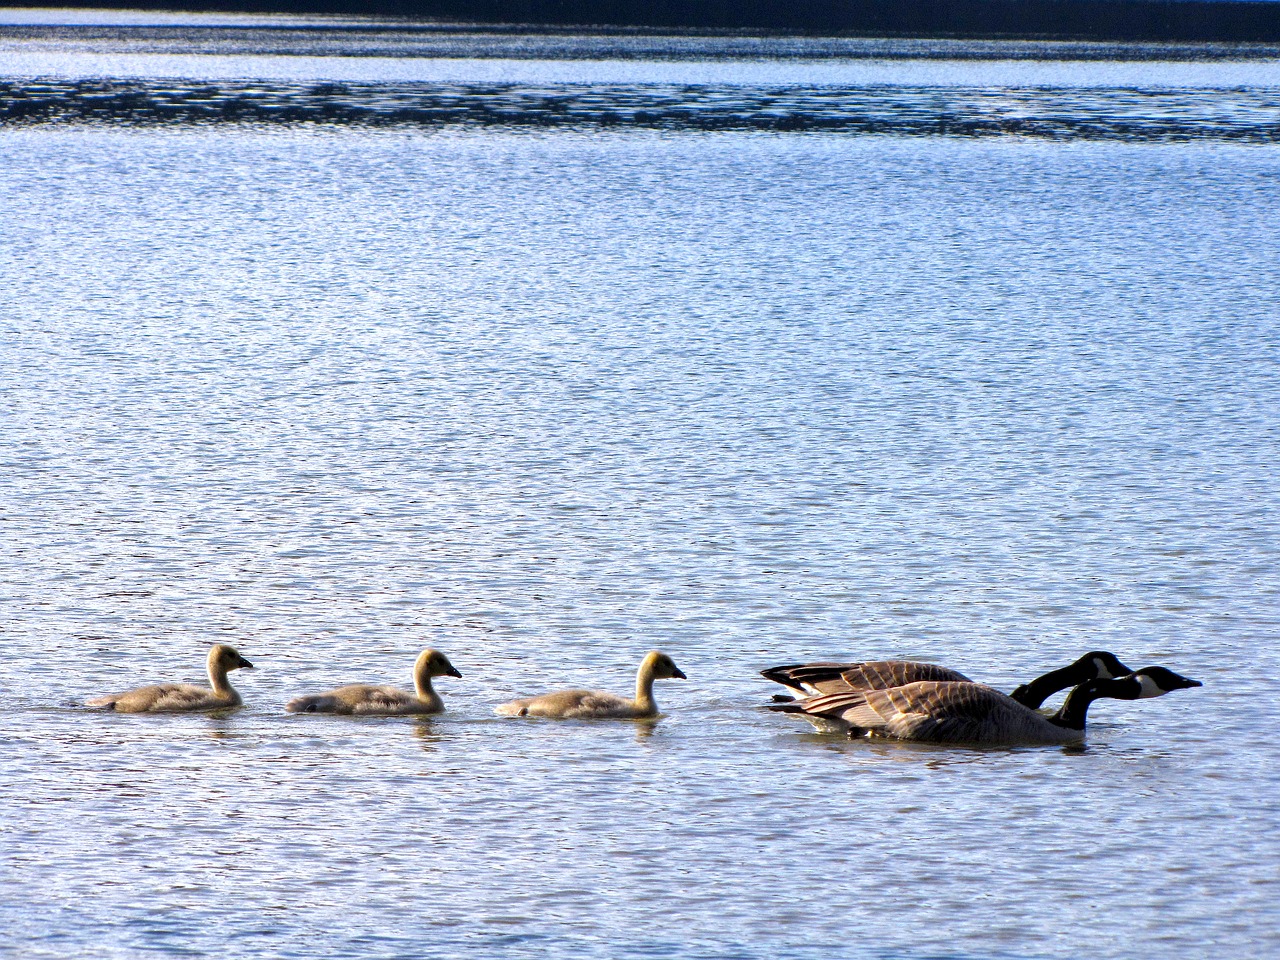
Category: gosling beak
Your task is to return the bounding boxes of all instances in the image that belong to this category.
[447,666,463,679]
[673,667,688,680]
[239,658,255,670]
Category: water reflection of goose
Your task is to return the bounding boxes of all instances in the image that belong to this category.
[86,644,254,713]
[496,650,686,719]
[762,651,1134,709]
[285,649,461,716]
[767,667,1201,745]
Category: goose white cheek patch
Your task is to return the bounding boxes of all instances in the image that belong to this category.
[1095,657,1116,679]
[1137,675,1164,699]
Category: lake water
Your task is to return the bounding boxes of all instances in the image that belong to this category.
[2,10,1279,960]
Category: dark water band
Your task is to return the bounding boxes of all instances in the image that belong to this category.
[4,79,1279,141]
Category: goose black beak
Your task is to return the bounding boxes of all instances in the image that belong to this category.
[673,668,688,680]
[239,658,255,669]
[447,666,463,679]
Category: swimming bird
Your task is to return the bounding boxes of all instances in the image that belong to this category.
[86,644,254,713]
[761,651,1134,709]
[285,649,461,715]
[495,650,687,719]
[766,666,1201,744]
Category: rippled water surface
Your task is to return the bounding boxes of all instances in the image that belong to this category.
[2,11,1280,960]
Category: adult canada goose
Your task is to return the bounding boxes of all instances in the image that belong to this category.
[285,649,461,715]
[761,651,1134,710]
[766,666,1201,745]
[86,644,254,713]
[495,650,687,720]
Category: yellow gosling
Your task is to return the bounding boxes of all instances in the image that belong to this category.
[286,649,461,716]
[496,650,686,720]
[87,644,254,713]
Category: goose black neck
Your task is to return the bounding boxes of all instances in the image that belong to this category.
[1010,664,1081,709]
[1049,677,1141,731]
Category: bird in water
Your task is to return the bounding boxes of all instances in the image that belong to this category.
[285,649,461,716]
[761,651,1134,709]
[86,644,254,713]
[766,666,1201,745]
[495,650,687,720]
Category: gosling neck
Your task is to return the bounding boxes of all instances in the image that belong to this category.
[634,658,659,712]
[207,657,235,698]
[413,664,437,702]
[1049,677,1140,731]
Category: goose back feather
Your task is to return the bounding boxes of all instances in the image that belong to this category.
[761,660,973,699]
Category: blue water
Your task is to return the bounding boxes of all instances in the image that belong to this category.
[2,10,1279,960]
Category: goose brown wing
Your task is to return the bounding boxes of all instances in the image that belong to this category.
[761,662,867,694]
[770,690,887,729]
[839,661,973,690]
[763,660,972,696]
[864,681,1037,742]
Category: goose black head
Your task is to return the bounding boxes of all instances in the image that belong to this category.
[1008,650,1137,709]
[1078,650,1134,680]
[1123,666,1202,699]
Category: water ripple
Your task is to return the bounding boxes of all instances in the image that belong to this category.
[4,77,1279,140]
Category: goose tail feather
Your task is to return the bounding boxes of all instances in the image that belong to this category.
[765,700,807,714]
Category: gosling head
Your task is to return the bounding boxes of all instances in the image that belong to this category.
[417,648,462,679]
[1122,666,1202,699]
[210,644,253,671]
[647,651,687,680]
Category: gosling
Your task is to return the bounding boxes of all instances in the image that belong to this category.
[285,649,461,715]
[495,650,686,720]
[86,644,254,713]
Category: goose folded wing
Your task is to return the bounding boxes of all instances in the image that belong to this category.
[763,659,974,697]
[781,690,888,729]
[760,662,863,693]
[867,682,1033,742]
[839,661,973,690]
